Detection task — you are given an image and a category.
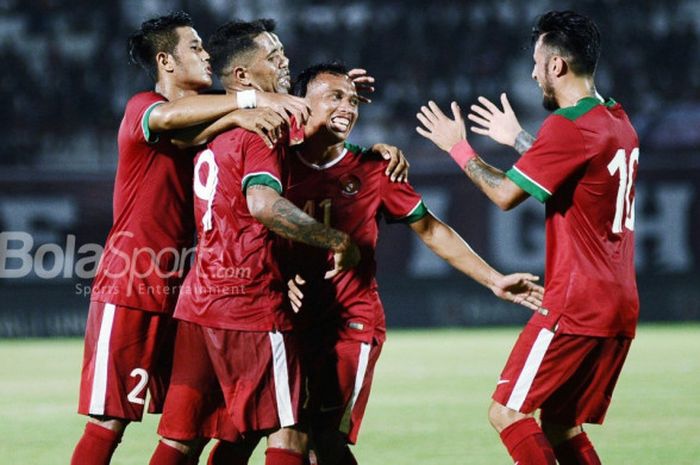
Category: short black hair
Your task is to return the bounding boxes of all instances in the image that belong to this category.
[532,10,600,76]
[208,19,276,77]
[127,11,194,82]
[292,61,349,97]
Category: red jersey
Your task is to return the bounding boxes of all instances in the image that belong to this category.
[279,142,427,343]
[174,129,292,331]
[91,91,195,313]
[506,97,639,337]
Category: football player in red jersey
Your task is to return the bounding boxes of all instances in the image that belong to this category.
[71,11,313,465]
[277,62,544,465]
[148,19,368,465]
[417,10,639,465]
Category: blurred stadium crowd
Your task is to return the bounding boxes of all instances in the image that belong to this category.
[3,0,699,171]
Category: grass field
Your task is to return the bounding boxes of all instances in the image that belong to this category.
[1,324,699,465]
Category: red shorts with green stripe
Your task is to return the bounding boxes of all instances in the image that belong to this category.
[157,321,302,441]
[492,322,632,425]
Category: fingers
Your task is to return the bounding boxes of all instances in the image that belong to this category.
[416,110,434,130]
[470,126,490,136]
[287,277,303,313]
[415,125,433,140]
[384,147,398,177]
[324,266,340,280]
[500,92,513,113]
[477,96,501,114]
[347,68,368,79]
[469,103,493,120]
[467,112,490,128]
[427,100,447,120]
[450,101,463,124]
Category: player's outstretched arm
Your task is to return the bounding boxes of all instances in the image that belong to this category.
[246,185,360,279]
[416,100,529,210]
[370,143,409,182]
[172,108,287,148]
[149,91,309,140]
[409,212,543,311]
[467,93,535,155]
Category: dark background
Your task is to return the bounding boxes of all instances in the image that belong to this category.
[1,0,698,336]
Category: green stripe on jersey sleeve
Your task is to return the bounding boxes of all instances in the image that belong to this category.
[241,172,283,194]
[387,200,429,224]
[141,102,164,143]
[506,167,551,203]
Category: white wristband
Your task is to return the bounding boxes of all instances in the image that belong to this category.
[236,89,257,109]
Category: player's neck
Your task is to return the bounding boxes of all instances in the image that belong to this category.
[155,80,200,101]
[555,77,598,108]
[299,134,345,165]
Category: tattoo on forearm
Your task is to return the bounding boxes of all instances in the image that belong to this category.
[514,130,535,155]
[267,198,345,249]
[466,158,504,189]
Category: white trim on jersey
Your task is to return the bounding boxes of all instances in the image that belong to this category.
[510,166,552,196]
[398,199,424,220]
[339,342,371,434]
[89,303,116,415]
[269,331,295,427]
[295,147,349,170]
[506,328,555,412]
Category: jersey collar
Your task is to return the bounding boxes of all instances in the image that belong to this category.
[296,147,349,170]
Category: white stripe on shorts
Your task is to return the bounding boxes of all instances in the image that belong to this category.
[269,331,295,427]
[89,303,116,415]
[506,328,555,412]
[339,342,371,434]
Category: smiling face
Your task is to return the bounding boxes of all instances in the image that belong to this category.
[531,35,559,111]
[304,72,359,141]
[244,32,291,93]
[170,26,212,90]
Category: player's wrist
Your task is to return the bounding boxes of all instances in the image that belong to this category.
[236,89,257,109]
[449,139,477,169]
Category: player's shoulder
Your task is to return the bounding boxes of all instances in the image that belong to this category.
[344,142,385,170]
[126,90,166,109]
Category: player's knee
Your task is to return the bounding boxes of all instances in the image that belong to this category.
[87,415,129,434]
[267,426,308,454]
[540,421,583,446]
[160,437,205,456]
[487,401,529,433]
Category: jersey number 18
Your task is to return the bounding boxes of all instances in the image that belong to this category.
[607,147,639,234]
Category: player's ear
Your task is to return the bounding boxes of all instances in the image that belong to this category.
[156,51,175,73]
[233,66,252,86]
[551,55,568,78]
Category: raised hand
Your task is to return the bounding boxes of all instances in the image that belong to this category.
[416,101,467,152]
[256,91,311,126]
[231,108,286,148]
[371,143,409,182]
[490,273,544,312]
[348,68,375,104]
[468,93,523,148]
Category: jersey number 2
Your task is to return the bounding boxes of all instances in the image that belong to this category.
[607,147,639,233]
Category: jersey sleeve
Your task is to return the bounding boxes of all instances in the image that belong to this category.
[126,93,166,144]
[380,177,428,224]
[506,115,587,202]
[240,132,284,194]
